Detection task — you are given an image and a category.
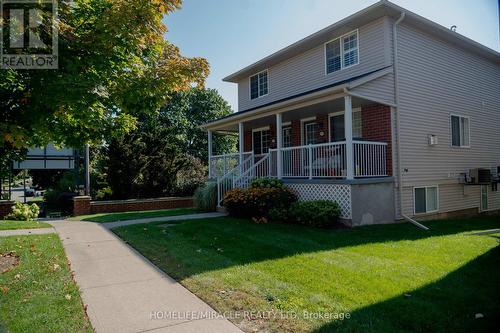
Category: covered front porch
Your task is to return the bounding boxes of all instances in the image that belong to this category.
[206,93,393,180]
[204,92,394,208]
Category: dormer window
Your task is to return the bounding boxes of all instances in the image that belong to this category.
[250,70,268,99]
[325,30,359,74]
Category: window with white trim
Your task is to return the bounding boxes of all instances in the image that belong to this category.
[414,186,438,214]
[325,31,359,74]
[329,110,362,141]
[282,125,292,148]
[451,115,470,147]
[252,129,270,155]
[250,70,268,100]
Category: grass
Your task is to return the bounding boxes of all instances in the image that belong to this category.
[113,216,500,333]
[0,234,92,333]
[69,207,197,223]
[0,220,51,231]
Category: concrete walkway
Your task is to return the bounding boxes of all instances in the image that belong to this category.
[50,217,241,333]
[102,212,226,229]
[0,227,55,237]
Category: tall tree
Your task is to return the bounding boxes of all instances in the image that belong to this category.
[159,88,237,162]
[104,88,236,199]
[0,0,209,150]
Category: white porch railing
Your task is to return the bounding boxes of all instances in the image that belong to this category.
[353,141,387,177]
[209,152,253,179]
[214,140,387,206]
[270,140,387,178]
[216,153,254,206]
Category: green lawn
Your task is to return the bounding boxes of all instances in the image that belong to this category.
[69,207,197,223]
[0,220,51,230]
[0,234,92,332]
[113,216,500,333]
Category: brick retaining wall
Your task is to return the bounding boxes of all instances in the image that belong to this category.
[72,196,193,216]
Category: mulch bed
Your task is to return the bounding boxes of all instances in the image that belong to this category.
[1,252,19,273]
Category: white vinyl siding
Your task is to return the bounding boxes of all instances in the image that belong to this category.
[238,17,391,111]
[325,30,359,74]
[250,70,268,100]
[397,21,500,217]
[451,115,470,147]
[414,186,438,214]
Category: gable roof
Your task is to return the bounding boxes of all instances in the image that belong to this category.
[223,0,500,83]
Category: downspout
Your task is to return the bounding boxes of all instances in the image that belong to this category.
[393,12,429,230]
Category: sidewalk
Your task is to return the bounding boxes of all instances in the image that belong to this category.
[0,227,55,237]
[50,219,241,333]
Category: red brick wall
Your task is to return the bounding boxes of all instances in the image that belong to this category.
[244,130,252,152]
[72,197,193,216]
[0,201,13,219]
[73,196,91,216]
[361,104,393,175]
[315,115,329,144]
[291,120,301,146]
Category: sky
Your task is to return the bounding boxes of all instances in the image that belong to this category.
[164,0,500,111]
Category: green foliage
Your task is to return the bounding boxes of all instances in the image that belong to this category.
[223,186,297,219]
[160,88,237,161]
[287,200,341,228]
[193,182,217,212]
[42,170,80,214]
[104,88,234,199]
[6,202,40,221]
[175,155,207,196]
[250,178,285,189]
[1,0,209,150]
[113,216,500,333]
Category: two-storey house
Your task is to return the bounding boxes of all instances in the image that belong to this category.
[202,0,500,226]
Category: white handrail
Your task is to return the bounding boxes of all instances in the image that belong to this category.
[216,153,254,206]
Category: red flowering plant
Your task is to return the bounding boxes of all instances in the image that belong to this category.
[223,185,297,219]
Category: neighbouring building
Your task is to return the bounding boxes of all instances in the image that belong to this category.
[202,0,500,226]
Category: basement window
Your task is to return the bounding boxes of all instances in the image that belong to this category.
[414,186,438,214]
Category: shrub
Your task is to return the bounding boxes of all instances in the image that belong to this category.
[223,186,297,218]
[288,200,341,228]
[6,202,40,221]
[44,190,78,215]
[174,155,207,196]
[193,182,217,212]
[250,178,285,189]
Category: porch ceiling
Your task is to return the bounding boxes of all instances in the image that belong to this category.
[211,95,378,133]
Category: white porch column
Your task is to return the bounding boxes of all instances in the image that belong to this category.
[207,130,213,178]
[344,95,354,180]
[238,122,244,168]
[276,113,283,179]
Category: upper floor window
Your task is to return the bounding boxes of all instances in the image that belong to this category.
[250,70,268,100]
[451,115,470,147]
[325,30,359,74]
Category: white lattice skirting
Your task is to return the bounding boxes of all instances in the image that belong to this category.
[287,183,352,219]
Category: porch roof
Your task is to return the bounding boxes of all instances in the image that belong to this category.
[202,66,393,131]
